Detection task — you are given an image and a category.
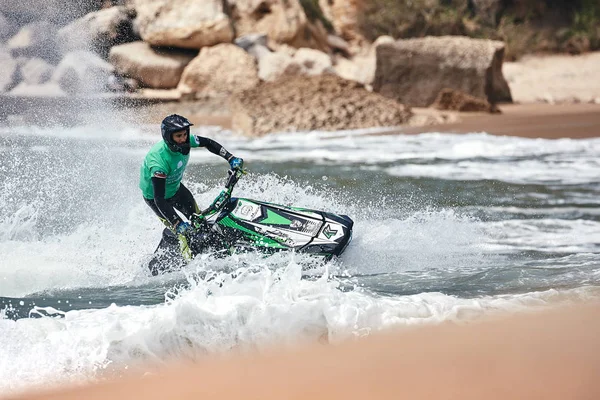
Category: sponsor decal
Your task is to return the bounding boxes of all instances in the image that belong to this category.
[240,205,253,216]
[177,160,183,169]
[322,224,338,239]
[219,148,227,157]
[153,171,167,178]
[290,220,303,229]
[233,201,261,221]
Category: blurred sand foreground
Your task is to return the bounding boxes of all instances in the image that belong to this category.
[7,303,600,400]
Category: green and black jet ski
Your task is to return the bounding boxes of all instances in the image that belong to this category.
[147,169,353,275]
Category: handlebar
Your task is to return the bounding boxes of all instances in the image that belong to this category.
[192,168,246,224]
[225,167,244,190]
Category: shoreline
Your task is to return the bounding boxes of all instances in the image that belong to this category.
[7,302,600,400]
[1,93,598,139]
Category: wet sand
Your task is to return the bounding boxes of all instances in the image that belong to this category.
[403,103,600,139]
[6,303,600,400]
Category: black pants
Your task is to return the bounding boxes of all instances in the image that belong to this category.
[143,183,200,226]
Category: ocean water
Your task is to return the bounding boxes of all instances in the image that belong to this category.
[1,121,599,394]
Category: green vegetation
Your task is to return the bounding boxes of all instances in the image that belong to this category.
[355,0,600,60]
[357,0,470,39]
[570,0,600,49]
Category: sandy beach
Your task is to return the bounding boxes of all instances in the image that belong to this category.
[403,103,600,139]
[6,302,600,400]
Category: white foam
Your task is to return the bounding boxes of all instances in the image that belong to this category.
[481,219,600,252]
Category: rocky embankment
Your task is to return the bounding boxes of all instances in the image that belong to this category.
[0,0,596,135]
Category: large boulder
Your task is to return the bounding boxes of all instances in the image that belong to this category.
[109,41,196,89]
[230,73,412,136]
[51,50,115,94]
[57,6,136,58]
[373,36,512,107]
[0,47,18,92]
[178,43,259,98]
[7,21,60,62]
[132,0,233,49]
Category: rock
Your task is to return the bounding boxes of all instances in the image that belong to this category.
[230,73,412,136]
[333,55,360,83]
[178,43,259,98]
[235,34,272,60]
[230,0,306,45]
[106,73,139,92]
[51,50,115,94]
[432,88,498,113]
[255,47,332,82]
[373,36,512,107]
[327,34,351,56]
[7,21,60,63]
[0,47,18,92]
[257,51,293,82]
[358,35,394,85]
[57,6,136,58]
[133,0,233,49]
[235,33,269,52]
[318,0,359,41]
[330,35,393,87]
[289,48,332,75]
[109,41,196,89]
[19,57,54,85]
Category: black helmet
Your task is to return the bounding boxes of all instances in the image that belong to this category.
[161,114,193,154]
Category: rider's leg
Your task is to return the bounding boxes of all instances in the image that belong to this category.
[169,183,200,219]
[151,184,199,260]
[143,197,185,275]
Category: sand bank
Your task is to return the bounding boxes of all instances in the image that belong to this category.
[503,52,600,105]
[403,103,600,139]
[7,303,600,400]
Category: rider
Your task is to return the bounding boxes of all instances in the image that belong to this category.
[139,114,243,258]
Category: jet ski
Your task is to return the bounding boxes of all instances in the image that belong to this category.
[147,169,353,275]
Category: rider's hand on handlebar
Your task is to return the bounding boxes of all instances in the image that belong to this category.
[228,156,243,170]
